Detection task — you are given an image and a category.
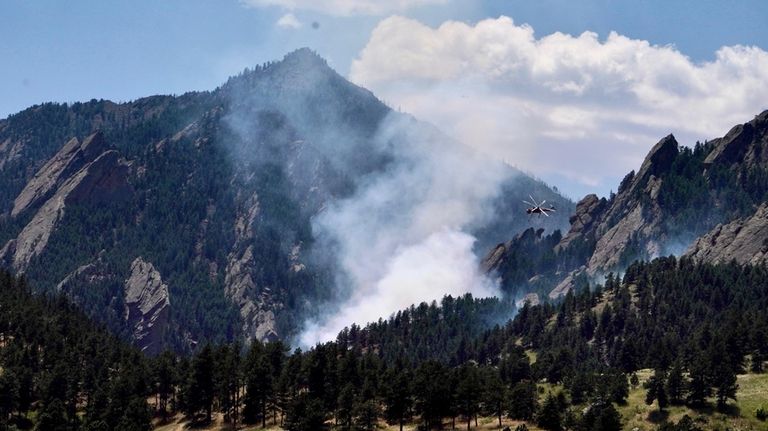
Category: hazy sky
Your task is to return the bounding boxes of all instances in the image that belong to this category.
[2,0,767,198]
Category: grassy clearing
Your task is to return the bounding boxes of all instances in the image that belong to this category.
[618,369,768,431]
[526,349,538,364]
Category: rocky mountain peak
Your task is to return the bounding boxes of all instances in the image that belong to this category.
[279,47,329,71]
[634,134,678,184]
[704,109,768,167]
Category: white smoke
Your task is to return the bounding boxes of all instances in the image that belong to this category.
[300,113,512,345]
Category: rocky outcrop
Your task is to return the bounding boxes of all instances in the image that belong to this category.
[124,258,170,355]
[2,147,131,272]
[556,194,607,251]
[544,113,768,298]
[481,243,508,274]
[0,137,24,170]
[224,193,280,343]
[12,131,108,217]
[549,136,678,298]
[516,292,540,308]
[686,203,768,265]
[704,111,768,169]
[56,252,111,293]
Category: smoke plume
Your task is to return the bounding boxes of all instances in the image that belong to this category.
[300,112,511,345]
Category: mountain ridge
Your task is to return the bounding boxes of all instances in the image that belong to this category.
[484,108,768,299]
[0,48,572,352]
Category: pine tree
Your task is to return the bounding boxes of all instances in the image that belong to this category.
[188,345,215,422]
[0,369,19,425]
[666,361,685,405]
[36,399,68,431]
[686,360,711,407]
[413,361,451,429]
[456,364,481,430]
[712,363,738,411]
[537,393,563,431]
[215,344,241,425]
[353,399,380,431]
[481,367,508,428]
[284,393,328,431]
[152,351,177,418]
[509,380,537,420]
[595,403,622,431]
[336,384,355,430]
[243,341,272,426]
[382,367,413,431]
[751,350,764,373]
[645,369,668,411]
[581,401,621,431]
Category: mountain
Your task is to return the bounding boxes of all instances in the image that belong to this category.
[485,110,768,299]
[0,48,571,353]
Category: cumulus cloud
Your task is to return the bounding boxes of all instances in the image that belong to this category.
[276,13,302,29]
[350,16,768,197]
[241,0,447,16]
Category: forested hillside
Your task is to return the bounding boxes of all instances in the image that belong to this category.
[2,255,767,430]
[0,271,152,430]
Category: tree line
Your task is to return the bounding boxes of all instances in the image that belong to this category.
[2,256,767,430]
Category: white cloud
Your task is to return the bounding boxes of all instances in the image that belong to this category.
[276,12,302,29]
[241,0,447,16]
[350,16,768,197]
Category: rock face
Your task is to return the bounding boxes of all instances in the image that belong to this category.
[704,111,768,168]
[548,135,679,296]
[0,133,130,272]
[556,194,607,251]
[224,192,281,343]
[56,259,110,293]
[516,293,540,308]
[686,203,768,265]
[12,132,108,217]
[124,258,170,355]
[583,136,677,272]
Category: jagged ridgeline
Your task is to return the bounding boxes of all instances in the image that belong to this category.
[0,48,572,353]
[484,111,768,300]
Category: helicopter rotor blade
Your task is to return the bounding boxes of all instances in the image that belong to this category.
[543,210,549,217]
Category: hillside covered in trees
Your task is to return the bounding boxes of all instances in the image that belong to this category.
[3,255,767,430]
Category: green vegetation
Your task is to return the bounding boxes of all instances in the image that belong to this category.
[0,270,152,430]
[3,254,768,430]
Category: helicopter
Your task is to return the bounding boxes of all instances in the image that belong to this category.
[524,195,556,217]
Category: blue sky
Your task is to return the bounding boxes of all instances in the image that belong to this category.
[2,0,767,198]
